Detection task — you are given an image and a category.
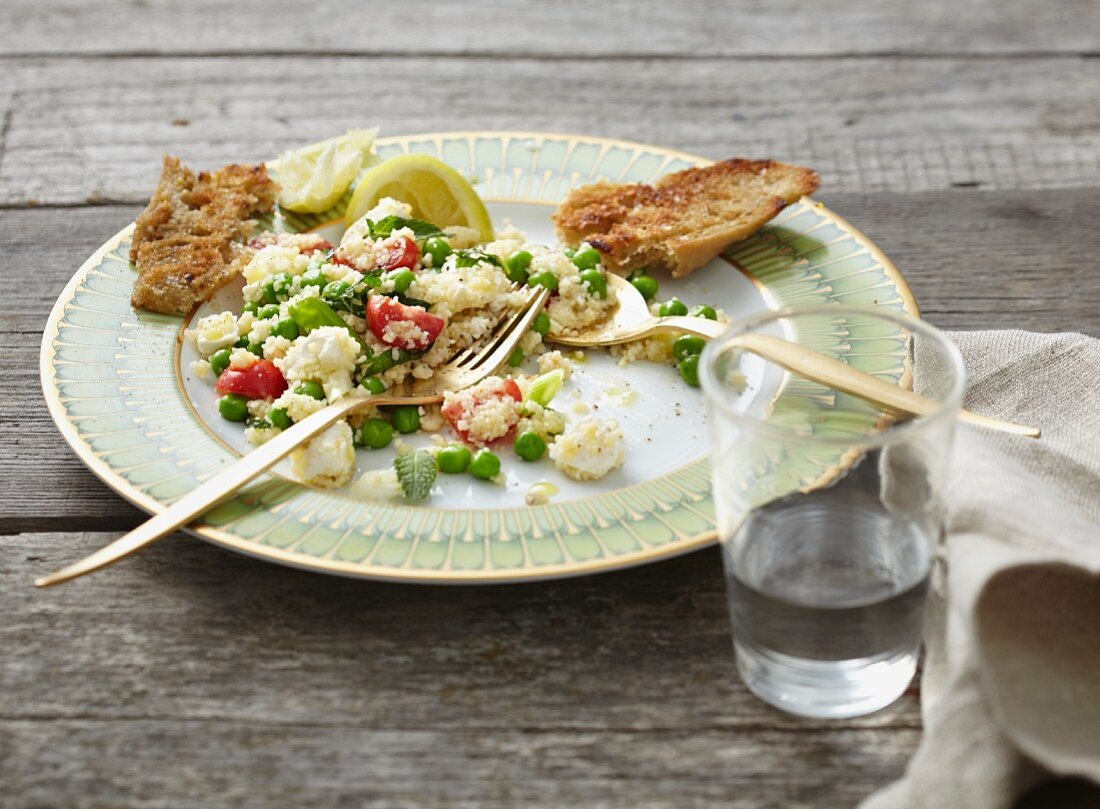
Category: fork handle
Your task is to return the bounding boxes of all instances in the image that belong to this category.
[34,393,425,588]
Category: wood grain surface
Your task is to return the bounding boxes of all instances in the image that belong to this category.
[3,1,1098,807]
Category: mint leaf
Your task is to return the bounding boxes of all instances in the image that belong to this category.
[366,216,445,240]
[394,449,437,501]
[453,249,503,269]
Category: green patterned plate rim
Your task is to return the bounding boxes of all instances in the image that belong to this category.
[40,131,919,583]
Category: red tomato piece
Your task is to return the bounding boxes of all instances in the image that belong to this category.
[247,234,332,254]
[441,378,524,444]
[382,236,419,271]
[365,295,445,351]
[214,359,288,399]
[297,236,334,254]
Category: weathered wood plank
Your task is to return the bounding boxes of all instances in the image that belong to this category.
[0,720,920,809]
[5,188,1098,528]
[2,532,919,808]
[2,0,1097,57]
[0,55,1097,205]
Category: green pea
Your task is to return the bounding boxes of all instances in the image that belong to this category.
[246,341,264,357]
[513,430,547,462]
[257,304,280,320]
[271,318,300,340]
[360,376,386,395]
[469,449,501,480]
[264,273,293,303]
[217,394,249,422]
[209,348,232,376]
[295,380,325,400]
[387,268,416,295]
[234,337,249,348]
[528,271,559,292]
[673,335,707,362]
[356,418,394,449]
[507,347,524,368]
[391,405,420,434]
[268,407,291,430]
[323,280,351,300]
[579,268,608,299]
[631,274,659,301]
[571,247,602,270]
[659,298,689,317]
[423,236,451,268]
[532,311,551,337]
[679,354,701,387]
[690,304,718,320]
[242,301,260,315]
[300,267,327,288]
[437,444,472,474]
[505,250,532,284]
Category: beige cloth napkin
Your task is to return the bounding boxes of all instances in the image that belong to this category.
[862,330,1100,809]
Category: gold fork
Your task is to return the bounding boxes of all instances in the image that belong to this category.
[36,285,551,588]
[552,274,1039,438]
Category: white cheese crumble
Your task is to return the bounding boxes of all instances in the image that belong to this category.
[549,418,625,481]
[188,311,239,356]
[276,326,362,401]
[290,421,356,488]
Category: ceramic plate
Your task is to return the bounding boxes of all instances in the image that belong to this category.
[41,132,919,583]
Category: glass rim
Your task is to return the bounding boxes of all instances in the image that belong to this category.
[698,305,967,449]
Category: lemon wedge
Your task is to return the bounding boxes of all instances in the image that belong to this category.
[275,128,379,213]
[346,154,493,241]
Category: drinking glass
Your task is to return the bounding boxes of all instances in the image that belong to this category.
[698,306,964,718]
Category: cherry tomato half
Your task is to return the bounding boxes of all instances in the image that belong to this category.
[365,295,445,351]
[214,359,288,399]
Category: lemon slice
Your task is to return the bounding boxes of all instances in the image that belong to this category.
[346,154,493,241]
[275,128,379,213]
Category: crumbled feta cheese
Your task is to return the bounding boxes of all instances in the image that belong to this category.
[188,311,239,356]
[350,467,404,501]
[549,418,625,481]
[290,421,356,488]
[276,326,362,401]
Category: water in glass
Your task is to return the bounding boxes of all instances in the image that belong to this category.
[723,486,932,718]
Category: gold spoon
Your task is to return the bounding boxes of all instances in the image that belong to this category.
[551,274,1039,438]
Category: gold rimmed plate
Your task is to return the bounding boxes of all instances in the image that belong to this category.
[40,132,919,583]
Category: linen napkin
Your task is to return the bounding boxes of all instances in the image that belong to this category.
[861,330,1100,809]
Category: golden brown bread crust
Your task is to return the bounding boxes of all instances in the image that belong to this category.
[130,156,277,314]
[552,158,819,277]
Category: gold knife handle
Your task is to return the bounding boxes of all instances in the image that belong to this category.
[34,392,440,588]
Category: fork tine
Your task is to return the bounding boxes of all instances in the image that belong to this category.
[445,287,551,386]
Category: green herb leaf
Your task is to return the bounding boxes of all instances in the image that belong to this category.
[366,216,445,240]
[394,448,437,501]
[452,249,503,269]
[359,346,425,377]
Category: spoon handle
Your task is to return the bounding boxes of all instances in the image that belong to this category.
[733,332,1040,438]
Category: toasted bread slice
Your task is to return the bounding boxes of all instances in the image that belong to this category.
[553,159,819,277]
[130,156,277,314]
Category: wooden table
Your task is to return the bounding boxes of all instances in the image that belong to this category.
[3,2,1098,806]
